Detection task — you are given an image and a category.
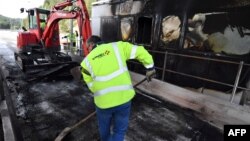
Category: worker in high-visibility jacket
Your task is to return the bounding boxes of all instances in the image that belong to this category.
[75,35,155,141]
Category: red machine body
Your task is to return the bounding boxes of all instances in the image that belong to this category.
[17,0,91,55]
[15,0,92,77]
[17,32,38,50]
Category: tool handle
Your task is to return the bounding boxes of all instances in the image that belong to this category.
[133,71,155,88]
[133,77,147,88]
[54,111,96,141]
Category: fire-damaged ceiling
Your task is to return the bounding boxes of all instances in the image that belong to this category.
[99,0,250,8]
[156,0,250,10]
[195,0,250,8]
[189,0,250,12]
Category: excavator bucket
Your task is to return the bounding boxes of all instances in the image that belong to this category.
[25,62,80,82]
[14,51,80,82]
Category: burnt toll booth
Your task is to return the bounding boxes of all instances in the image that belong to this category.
[1,1,250,140]
[91,0,250,104]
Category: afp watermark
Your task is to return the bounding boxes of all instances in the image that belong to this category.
[224,125,250,141]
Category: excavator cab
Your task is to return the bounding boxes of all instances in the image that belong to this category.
[18,8,60,52]
[28,9,49,35]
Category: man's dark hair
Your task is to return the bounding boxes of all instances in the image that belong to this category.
[87,35,102,45]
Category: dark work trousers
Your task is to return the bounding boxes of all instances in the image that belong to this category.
[95,101,131,141]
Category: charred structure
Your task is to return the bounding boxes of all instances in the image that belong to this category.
[91,0,250,97]
[1,0,250,141]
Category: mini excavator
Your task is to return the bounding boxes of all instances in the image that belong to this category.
[14,0,91,81]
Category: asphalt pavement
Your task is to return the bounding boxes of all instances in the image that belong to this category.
[0,29,223,141]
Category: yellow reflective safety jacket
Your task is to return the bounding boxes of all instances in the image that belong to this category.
[81,41,154,109]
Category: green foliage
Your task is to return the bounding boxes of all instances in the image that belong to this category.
[0,0,96,30]
[19,0,96,32]
[42,0,96,33]
[22,18,29,28]
[43,0,64,9]
[85,0,97,16]
[0,15,21,29]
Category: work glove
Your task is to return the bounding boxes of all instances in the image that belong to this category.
[146,67,156,82]
[70,66,82,82]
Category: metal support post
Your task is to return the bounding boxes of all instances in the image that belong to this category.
[161,51,168,81]
[230,61,244,103]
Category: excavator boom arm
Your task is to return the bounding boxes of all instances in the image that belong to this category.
[42,0,91,56]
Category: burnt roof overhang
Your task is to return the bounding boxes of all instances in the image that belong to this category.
[192,0,250,11]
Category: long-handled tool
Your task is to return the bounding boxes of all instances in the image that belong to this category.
[133,77,147,88]
[133,76,162,103]
[54,111,96,141]
[53,79,146,141]
[54,73,155,141]
[133,71,156,88]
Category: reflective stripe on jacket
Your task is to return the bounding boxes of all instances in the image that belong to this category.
[81,41,154,109]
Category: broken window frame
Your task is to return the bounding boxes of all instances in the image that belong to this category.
[181,9,250,56]
[120,16,135,42]
[159,14,183,50]
[134,15,154,47]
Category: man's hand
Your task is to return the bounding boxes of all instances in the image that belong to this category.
[70,66,82,82]
[146,68,156,82]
